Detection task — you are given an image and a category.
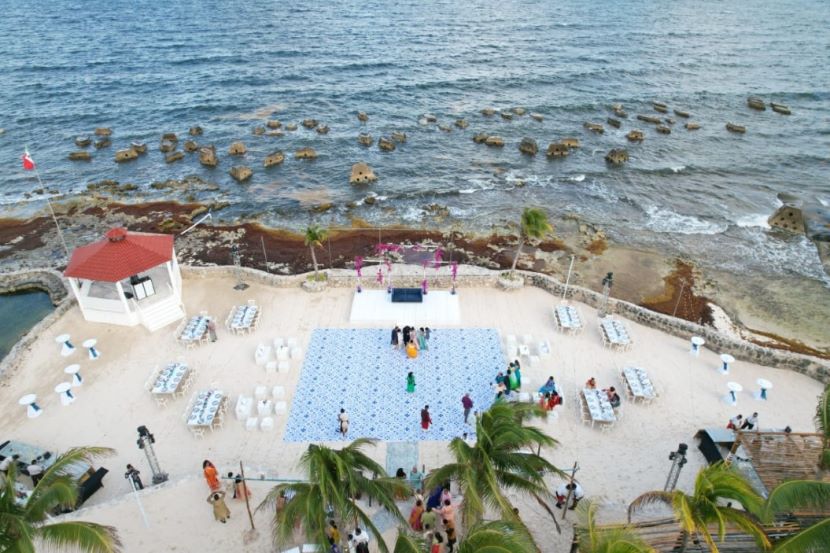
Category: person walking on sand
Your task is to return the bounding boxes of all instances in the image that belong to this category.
[418,328,428,351]
[391,326,400,349]
[233,473,251,500]
[207,490,231,523]
[203,460,221,491]
[461,393,473,424]
[125,464,143,490]
[207,318,217,342]
[338,408,349,436]
[406,371,416,393]
[421,405,432,431]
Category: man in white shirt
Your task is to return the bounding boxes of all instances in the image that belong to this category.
[741,412,759,431]
[0,454,19,474]
[555,482,584,510]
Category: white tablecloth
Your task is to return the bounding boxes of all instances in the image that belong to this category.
[623,366,655,399]
[152,363,189,395]
[187,390,224,426]
[231,305,258,330]
[601,319,631,345]
[583,388,616,422]
[556,306,582,329]
[181,316,208,342]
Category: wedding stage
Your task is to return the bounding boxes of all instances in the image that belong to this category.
[349,289,461,325]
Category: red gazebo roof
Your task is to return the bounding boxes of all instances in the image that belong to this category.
[64,228,174,282]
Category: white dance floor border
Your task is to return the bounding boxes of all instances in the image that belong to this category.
[349,290,461,325]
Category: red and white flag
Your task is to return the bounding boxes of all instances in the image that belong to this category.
[22,151,36,171]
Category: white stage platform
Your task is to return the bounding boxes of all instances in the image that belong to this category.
[349,290,461,325]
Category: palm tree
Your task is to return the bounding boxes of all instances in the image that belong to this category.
[760,480,830,553]
[393,520,534,553]
[0,446,121,553]
[815,383,830,469]
[257,439,409,553]
[304,224,329,279]
[574,500,656,553]
[509,208,553,276]
[628,462,770,552]
[424,401,563,541]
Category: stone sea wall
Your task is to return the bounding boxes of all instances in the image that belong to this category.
[182,265,830,383]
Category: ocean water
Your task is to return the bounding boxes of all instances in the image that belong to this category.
[0,291,53,360]
[1,0,829,283]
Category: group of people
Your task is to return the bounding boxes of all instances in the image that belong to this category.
[0,454,45,488]
[201,459,254,523]
[408,483,458,553]
[493,360,523,398]
[727,412,759,431]
[585,377,621,408]
[391,325,431,359]
[538,376,562,411]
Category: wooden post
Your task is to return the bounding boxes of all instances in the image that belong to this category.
[260,236,269,272]
[560,462,579,521]
[240,461,256,531]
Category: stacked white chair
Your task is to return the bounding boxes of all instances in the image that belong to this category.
[235,395,252,420]
[260,417,274,431]
[254,386,268,401]
[278,360,290,373]
[290,347,303,360]
[255,344,271,366]
[272,386,285,400]
[245,417,258,431]
[274,401,287,414]
[273,337,285,348]
[265,361,278,374]
[257,399,272,416]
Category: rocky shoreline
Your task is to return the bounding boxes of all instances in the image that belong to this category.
[0,196,827,359]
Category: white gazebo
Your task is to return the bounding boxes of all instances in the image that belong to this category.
[63,227,185,332]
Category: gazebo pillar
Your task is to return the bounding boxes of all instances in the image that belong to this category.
[68,278,90,319]
[115,281,132,314]
[165,260,177,294]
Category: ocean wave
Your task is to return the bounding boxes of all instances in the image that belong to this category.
[670,165,685,173]
[567,174,586,183]
[645,206,728,235]
[734,214,771,229]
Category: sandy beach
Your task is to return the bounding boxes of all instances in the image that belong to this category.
[0,272,824,552]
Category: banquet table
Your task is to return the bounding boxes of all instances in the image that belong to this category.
[622,367,656,401]
[555,305,582,331]
[582,388,617,426]
[600,319,632,348]
[151,363,190,396]
[187,390,226,429]
[180,316,208,344]
[229,305,259,333]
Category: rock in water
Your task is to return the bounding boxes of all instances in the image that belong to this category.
[627,130,645,142]
[530,112,544,122]
[159,139,176,153]
[302,119,318,129]
[685,122,701,130]
[199,145,218,167]
[518,137,538,156]
[674,109,690,118]
[357,112,369,122]
[726,122,746,134]
[357,133,373,146]
[94,127,112,136]
[94,138,111,149]
[189,126,203,136]
[438,124,452,132]
[162,132,178,142]
[747,97,766,110]
[114,148,138,163]
[500,112,513,121]
[511,107,526,115]
[472,133,489,144]
[316,125,330,134]
[230,165,253,182]
[583,122,604,134]
[228,141,247,155]
[770,102,791,115]
[636,114,662,124]
[391,131,407,143]
[481,107,496,116]
[656,125,671,134]
[75,136,92,147]
[165,151,185,164]
[607,117,621,128]
[68,151,92,161]
[266,119,281,129]
[183,140,199,153]
[131,142,147,154]
[285,123,298,131]
[604,148,629,165]
[263,151,285,167]
[349,162,377,184]
[546,143,569,157]
[454,119,469,129]
[295,147,318,160]
[652,101,668,113]
[378,137,396,151]
[561,137,580,149]
[484,136,504,147]
[252,126,266,136]
[768,203,805,234]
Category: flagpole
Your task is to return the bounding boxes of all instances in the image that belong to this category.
[25,151,69,260]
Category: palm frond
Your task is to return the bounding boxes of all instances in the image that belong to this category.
[773,518,830,553]
[24,477,79,520]
[36,521,121,553]
[815,383,830,437]
[763,480,830,521]
[393,529,425,553]
[627,491,674,522]
[458,520,536,553]
[719,508,770,550]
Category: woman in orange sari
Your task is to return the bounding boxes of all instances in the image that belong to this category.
[203,460,221,491]
[409,499,425,531]
[406,339,418,359]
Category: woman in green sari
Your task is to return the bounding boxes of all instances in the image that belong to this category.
[406,371,416,393]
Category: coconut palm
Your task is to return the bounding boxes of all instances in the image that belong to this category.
[393,519,534,553]
[509,207,553,276]
[574,500,656,553]
[815,383,830,469]
[628,462,770,552]
[0,446,121,553]
[304,224,329,279]
[424,401,563,539]
[257,439,409,553]
[760,480,830,553]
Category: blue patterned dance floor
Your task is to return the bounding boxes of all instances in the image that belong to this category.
[284,328,504,442]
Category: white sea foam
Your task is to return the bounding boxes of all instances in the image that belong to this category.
[458,188,476,194]
[735,214,770,229]
[670,165,685,173]
[645,206,728,235]
[567,174,586,182]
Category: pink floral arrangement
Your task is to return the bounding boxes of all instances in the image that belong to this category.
[354,256,364,278]
[376,268,384,284]
[433,248,443,269]
[451,261,458,281]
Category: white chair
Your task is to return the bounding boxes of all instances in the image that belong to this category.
[190,427,206,439]
[260,417,274,431]
[255,386,268,401]
[538,340,551,357]
[273,337,285,348]
[287,337,299,349]
[265,361,278,374]
[245,417,259,431]
[274,401,287,413]
[276,346,289,361]
[255,344,271,366]
[235,396,252,420]
[257,399,272,416]
[272,386,285,400]
[290,347,302,360]
[529,355,540,368]
[278,360,290,373]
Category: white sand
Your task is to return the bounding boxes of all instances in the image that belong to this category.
[0,276,823,552]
